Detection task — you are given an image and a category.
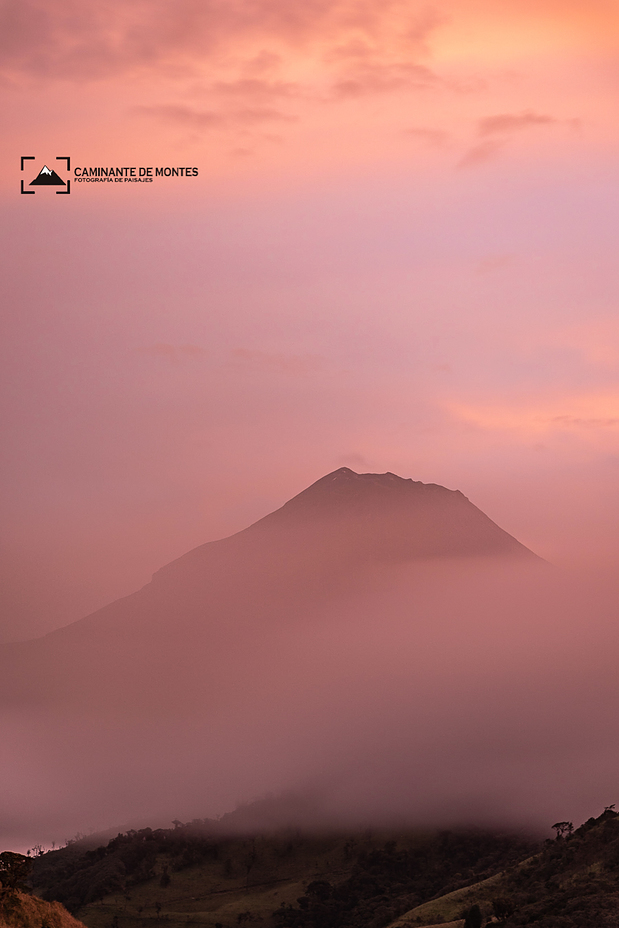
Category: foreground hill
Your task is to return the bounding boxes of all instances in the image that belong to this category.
[31,807,536,928]
[0,890,86,928]
[30,807,619,928]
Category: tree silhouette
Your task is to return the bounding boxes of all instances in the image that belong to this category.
[244,840,257,890]
[552,822,573,839]
[463,903,482,928]
[0,852,33,896]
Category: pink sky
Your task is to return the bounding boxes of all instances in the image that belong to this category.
[2,0,619,639]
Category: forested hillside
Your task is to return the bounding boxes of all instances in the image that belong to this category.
[28,807,619,928]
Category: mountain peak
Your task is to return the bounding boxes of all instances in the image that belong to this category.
[151,468,537,590]
[164,466,533,574]
[265,467,464,523]
[310,466,412,485]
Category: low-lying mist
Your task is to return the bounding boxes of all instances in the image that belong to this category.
[2,555,618,850]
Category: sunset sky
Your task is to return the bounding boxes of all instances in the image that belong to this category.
[2,0,619,641]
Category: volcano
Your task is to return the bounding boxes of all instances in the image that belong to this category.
[30,165,66,185]
[153,466,537,588]
[0,468,539,709]
[0,469,565,845]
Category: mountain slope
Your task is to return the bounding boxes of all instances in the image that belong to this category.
[0,468,539,710]
[153,467,537,588]
[386,808,619,927]
[0,468,555,846]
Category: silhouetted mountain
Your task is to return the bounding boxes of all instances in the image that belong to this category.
[154,467,536,589]
[0,468,539,711]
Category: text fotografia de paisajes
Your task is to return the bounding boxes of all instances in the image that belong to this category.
[74,166,199,183]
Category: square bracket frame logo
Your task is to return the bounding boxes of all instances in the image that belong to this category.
[21,156,71,194]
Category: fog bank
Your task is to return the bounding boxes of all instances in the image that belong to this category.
[2,557,617,849]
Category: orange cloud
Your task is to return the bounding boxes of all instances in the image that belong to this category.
[134,99,297,132]
[478,111,558,136]
[0,0,443,82]
[3,0,617,95]
[1,0,617,186]
[448,394,619,437]
[330,61,439,98]
[212,78,299,100]
[133,106,225,130]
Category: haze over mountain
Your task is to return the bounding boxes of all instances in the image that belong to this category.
[1,469,617,852]
[0,468,537,709]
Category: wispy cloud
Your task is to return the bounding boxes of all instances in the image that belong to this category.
[457,138,504,168]
[133,105,224,130]
[134,103,295,131]
[458,109,577,168]
[337,452,368,468]
[212,78,299,100]
[230,349,325,375]
[142,343,207,363]
[403,126,449,146]
[448,395,619,435]
[478,110,558,137]
[330,61,439,98]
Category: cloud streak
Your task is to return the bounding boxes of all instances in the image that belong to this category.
[141,344,207,364]
[478,110,559,136]
[448,394,619,435]
[134,103,296,130]
[457,138,504,168]
[457,109,576,167]
[230,349,325,375]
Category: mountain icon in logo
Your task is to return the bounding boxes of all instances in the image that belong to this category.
[30,165,66,186]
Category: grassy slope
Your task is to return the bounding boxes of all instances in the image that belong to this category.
[73,833,354,928]
[34,829,394,928]
[387,873,504,926]
[0,891,86,928]
[388,809,619,927]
